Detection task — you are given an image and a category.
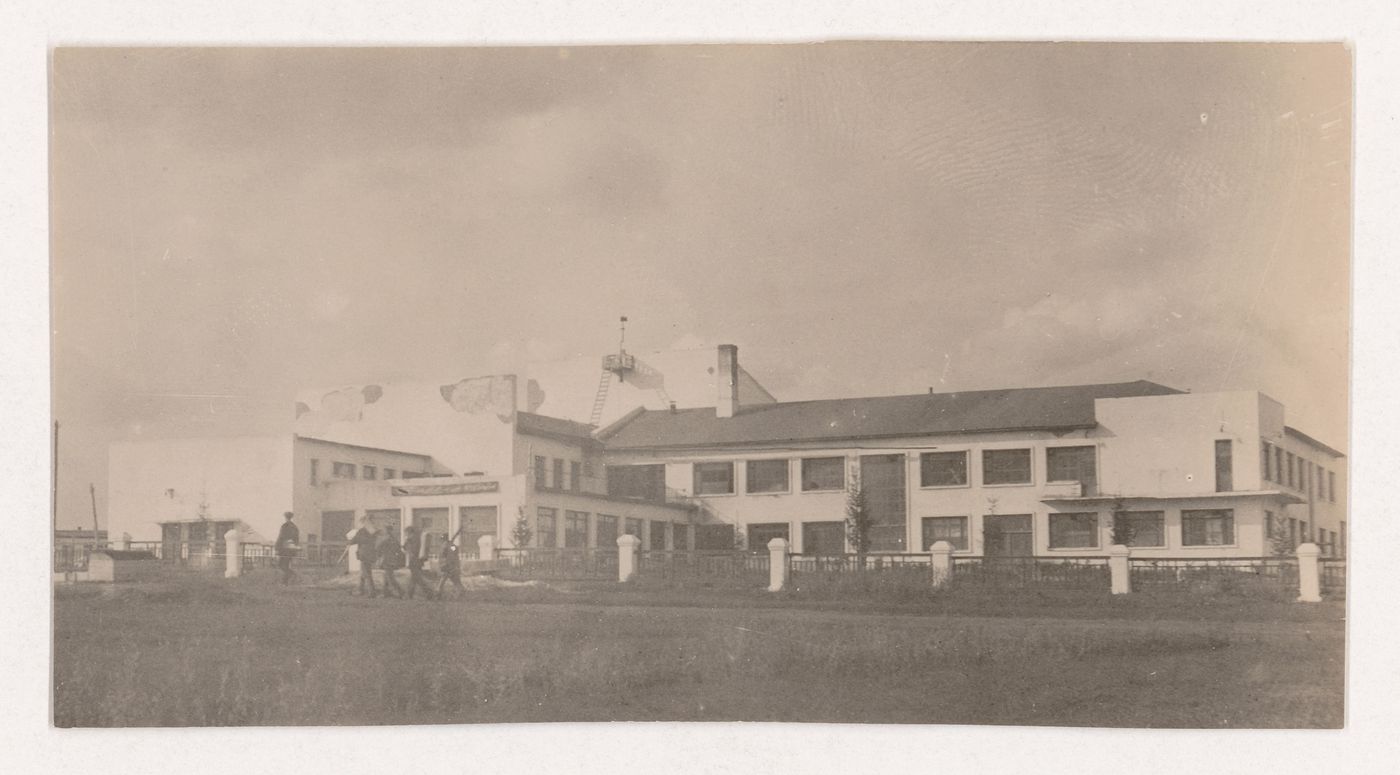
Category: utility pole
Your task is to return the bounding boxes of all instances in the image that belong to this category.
[89,482,100,548]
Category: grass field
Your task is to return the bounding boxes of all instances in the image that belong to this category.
[52,568,1344,728]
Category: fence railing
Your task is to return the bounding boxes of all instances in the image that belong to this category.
[498,547,619,580]
[952,555,1111,588]
[1319,559,1347,594]
[637,550,770,583]
[1129,557,1300,590]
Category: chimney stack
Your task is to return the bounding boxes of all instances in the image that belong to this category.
[716,344,739,419]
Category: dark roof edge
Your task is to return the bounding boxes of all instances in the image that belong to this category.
[294,435,436,461]
[1284,426,1346,458]
[603,423,1098,452]
[594,405,649,441]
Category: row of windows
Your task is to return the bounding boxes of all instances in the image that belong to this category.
[309,458,423,485]
[533,456,594,492]
[916,509,1237,551]
[1260,441,1338,503]
[688,447,1098,496]
[1266,510,1346,557]
[533,507,683,551]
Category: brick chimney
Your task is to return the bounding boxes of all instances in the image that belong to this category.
[716,344,739,418]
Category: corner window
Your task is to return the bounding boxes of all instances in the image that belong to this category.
[800,457,846,492]
[982,448,1032,486]
[1048,512,1099,549]
[382,468,396,480]
[1182,509,1235,546]
[694,462,735,495]
[920,451,968,487]
[1113,511,1165,548]
[1046,446,1097,495]
[1261,441,1273,483]
[746,459,790,494]
[332,461,356,479]
[921,516,968,551]
[361,465,377,481]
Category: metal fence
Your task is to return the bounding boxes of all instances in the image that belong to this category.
[638,550,770,584]
[498,548,619,580]
[1129,557,1299,592]
[1319,559,1347,595]
[952,556,1111,588]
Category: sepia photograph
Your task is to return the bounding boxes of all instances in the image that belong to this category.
[46,39,1353,736]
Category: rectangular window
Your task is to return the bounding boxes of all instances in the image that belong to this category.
[1275,447,1285,487]
[921,516,968,551]
[534,456,548,490]
[694,461,735,495]
[552,459,564,490]
[920,451,968,487]
[747,522,789,552]
[332,461,356,479]
[383,468,396,480]
[801,457,846,492]
[606,464,667,502]
[802,521,846,555]
[1046,446,1097,495]
[1182,509,1235,546]
[361,465,377,481]
[310,458,320,486]
[1214,440,1233,492]
[1317,465,1325,500]
[564,511,588,548]
[1261,441,1273,482]
[746,459,790,493]
[982,448,1032,485]
[1304,460,1313,499]
[1329,470,1337,503]
[694,524,735,550]
[650,521,669,551]
[570,461,582,492]
[623,517,644,539]
[1285,452,1295,488]
[595,514,618,548]
[1049,512,1099,549]
[536,508,557,548]
[1114,511,1166,548]
[1340,521,1347,556]
[673,524,691,551]
[1288,517,1298,545]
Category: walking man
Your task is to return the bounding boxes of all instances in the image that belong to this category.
[436,532,466,600]
[378,530,406,599]
[350,519,381,598]
[403,525,434,600]
[275,511,300,585]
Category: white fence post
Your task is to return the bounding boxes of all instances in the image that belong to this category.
[1296,542,1322,602]
[345,528,361,574]
[119,532,131,551]
[929,540,954,588]
[477,534,496,562]
[1108,544,1131,594]
[224,529,241,579]
[617,534,640,582]
[767,538,789,592]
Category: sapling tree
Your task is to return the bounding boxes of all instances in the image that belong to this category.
[510,506,534,549]
[845,471,873,568]
[1109,498,1136,547]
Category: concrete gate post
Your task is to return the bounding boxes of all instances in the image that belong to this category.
[1296,542,1322,603]
[119,532,131,551]
[767,537,790,592]
[224,529,241,579]
[929,540,954,588]
[617,534,640,582]
[1108,544,1131,594]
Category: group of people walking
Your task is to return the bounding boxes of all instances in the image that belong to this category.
[273,512,469,599]
[348,521,468,600]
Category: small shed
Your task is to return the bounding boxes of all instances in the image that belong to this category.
[87,549,159,583]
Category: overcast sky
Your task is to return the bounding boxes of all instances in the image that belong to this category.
[50,43,1350,527]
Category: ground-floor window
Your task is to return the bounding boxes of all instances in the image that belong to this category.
[623,517,643,540]
[458,506,495,557]
[564,510,589,548]
[983,514,1033,557]
[802,520,846,555]
[747,522,790,552]
[921,516,968,551]
[1181,509,1235,546]
[650,520,669,551]
[673,524,691,551]
[1048,512,1099,549]
[1114,510,1165,548]
[595,514,618,548]
[536,507,558,548]
[694,524,734,550]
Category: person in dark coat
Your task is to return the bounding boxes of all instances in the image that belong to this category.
[403,525,434,600]
[378,530,406,599]
[275,512,300,585]
[436,534,466,600]
[350,521,380,598]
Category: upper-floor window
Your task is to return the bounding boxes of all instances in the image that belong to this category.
[1046,446,1097,495]
[383,468,396,480]
[1261,441,1273,483]
[746,459,790,494]
[920,451,968,487]
[800,457,846,492]
[332,461,356,479]
[552,458,565,490]
[982,448,1032,486]
[1285,452,1296,488]
[570,461,582,492]
[310,458,320,486]
[694,462,735,495]
[1329,470,1337,503]
[1214,440,1233,492]
[361,465,377,481]
[534,456,548,490]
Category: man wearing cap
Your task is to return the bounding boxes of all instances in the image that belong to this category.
[275,512,300,585]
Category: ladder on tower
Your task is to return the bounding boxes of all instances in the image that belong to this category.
[589,370,613,427]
